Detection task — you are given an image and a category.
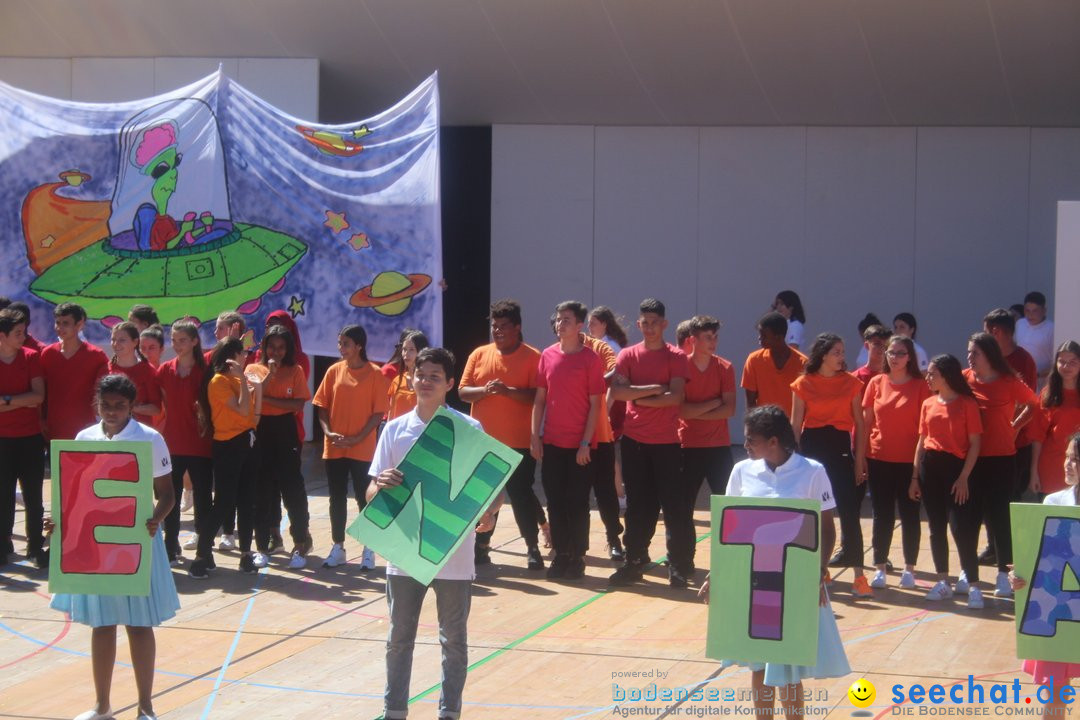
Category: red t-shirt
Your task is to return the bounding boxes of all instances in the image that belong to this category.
[862,374,931,463]
[1006,346,1038,448]
[1031,389,1080,494]
[963,369,1037,457]
[157,357,211,457]
[536,343,605,449]
[40,341,109,440]
[920,394,983,459]
[615,342,690,445]
[108,359,162,426]
[0,347,43,437]
[854,365,883,390]
[22,335,44,354]
[678,354,736,448]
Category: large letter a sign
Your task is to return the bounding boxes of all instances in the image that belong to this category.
[348,408,520,585]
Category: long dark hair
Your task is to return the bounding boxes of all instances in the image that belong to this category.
[260,324,296,367]
[111,321,146,364]
[340,325,369,362]
[885,335,921,380]
[197,337,244,437]
[588,305,629,348]
[968,332,1015,380]
[385,326,420,370]
[1042,340,1080,408]
[803,333,843,375]
[775,290,806,323]
[928,354,975,399]
[171,320,206,369]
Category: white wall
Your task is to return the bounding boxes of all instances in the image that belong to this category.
[1056,202,1080,352]
[493,125,1080,437]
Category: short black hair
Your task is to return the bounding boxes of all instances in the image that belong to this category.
[489,299,523,327]
[0,296,10,310]
[555,300,588,323]
[983,307,1015,335]
[744,405,797,452]
[339,324,369,362]
[757,311,788,337]
[97,373,138,403]
[0,308,28,335]
[128,304,160,326]
[639,298,665,317]
[675,319,693,347]
[690,315,721,336]
[54,302,86,322]
[1024,291,1047,307]
[416,346,456,380]
[216,311,245,332]
[893,312,918,336]
[862,324,892,342]
[9,302,30,323]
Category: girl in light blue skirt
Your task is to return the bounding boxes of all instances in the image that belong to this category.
[48,374,180,720]
[701,406,850,718]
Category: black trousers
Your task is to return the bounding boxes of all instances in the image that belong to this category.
[326,457,371,544]
[621,438,689,569]
[256,413,310,547]
[867,458,921,566]
[0,434,45,556]
[920,449,979,580]
[801,426,864,567]
[540,444,592,558]
[590,442,623,543]
[680,445,733,564]
[199,430,258,558]
[476,448,547,550]
[973,454,1015,573]
[164,454,212,560]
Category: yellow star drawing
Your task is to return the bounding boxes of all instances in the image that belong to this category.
[288,295,306,318]
[324,210,349,234]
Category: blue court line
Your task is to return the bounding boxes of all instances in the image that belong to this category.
[198,567,266,720]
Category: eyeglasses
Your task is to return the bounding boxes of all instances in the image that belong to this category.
[886,350,909,358]
[150,152,182,179]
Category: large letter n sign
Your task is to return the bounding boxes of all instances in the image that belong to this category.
[348,408,520,585]
[48,440,155,596]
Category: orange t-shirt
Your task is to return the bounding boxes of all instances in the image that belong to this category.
[862,374,931,463]
[920,394,983,459]
[742,348,807,416]
[459,342,540,449]
[208,374,256,441]
[679,354,736,448]
[1031,390,1080,494]
[312,361,389,461]
[790,372,863,432]
[259,364,310,417]
[386,372,417,421]
[963,369,1037,457]
[582,334,615,444]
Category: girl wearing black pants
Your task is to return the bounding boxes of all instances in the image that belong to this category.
[860,335,930,589]
[791,333,870,598]
[911,354,983,607]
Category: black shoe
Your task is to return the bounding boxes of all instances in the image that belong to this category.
[608,562,644,587]
[526,546,545,570]
[566,556,586,580]
[608,538,625,563]
[885,559,894,572]
[828,550,846,567]
[189,558,210,579]
[668,566,688,588]
[547,554,570,579]
[475,544,491,566]
[978,547,997,567]
[239,553,256,574]
[29,547,49,570]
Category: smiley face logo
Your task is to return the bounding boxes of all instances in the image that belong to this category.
[848,678,876,709]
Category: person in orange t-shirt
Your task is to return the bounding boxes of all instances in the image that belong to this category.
[252,325,312,568]
[581,328,624,561]
[963,333,1037,595]
[911,354,983,606]
[459,300,549,569]
[742,312,806,417]
[1030,341,1080,496]
[859,335,930,589]
[190,338,262,578]
[387,330,427,421]
[791,333,870,596]
[312,324,390,570]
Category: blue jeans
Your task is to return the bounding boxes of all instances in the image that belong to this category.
[385,574,472,719]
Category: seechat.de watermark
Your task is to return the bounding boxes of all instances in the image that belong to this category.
[888,676,1075,716]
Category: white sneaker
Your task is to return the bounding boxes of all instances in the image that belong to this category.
[925,580,953,600]
[170,555,184,568]
[73,708,113,720]
[360,546,376,570]
[251,552,269,568]
[323,543,347,568]
[180,489,193,513]
[288,550,307,569]
[994,571,1013,597]
[218,534,237,550]
[954,572,971,595]
[899,570,916,589]
[182,534,199,551]
[968,587,985,609]
[870,569,887,589]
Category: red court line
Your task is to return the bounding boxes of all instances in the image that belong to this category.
[0,615,72,670]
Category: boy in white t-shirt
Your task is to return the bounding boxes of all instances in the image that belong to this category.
[367,347,502,720]
[1015,291,1055,378]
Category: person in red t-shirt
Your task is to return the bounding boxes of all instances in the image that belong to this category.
[1029,341,1080,496]
[5,301,44,354]
[40,303,109,441]
[108,322,162,426]
[608,298,690,588]
[531,301,604,581]
[0,308,46,566]
[854,325,891,390]
[677,315,736,571]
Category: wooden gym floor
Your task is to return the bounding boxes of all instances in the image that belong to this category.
[0,446,1057,719]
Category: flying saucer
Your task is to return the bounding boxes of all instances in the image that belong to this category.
[350,271,431,316]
